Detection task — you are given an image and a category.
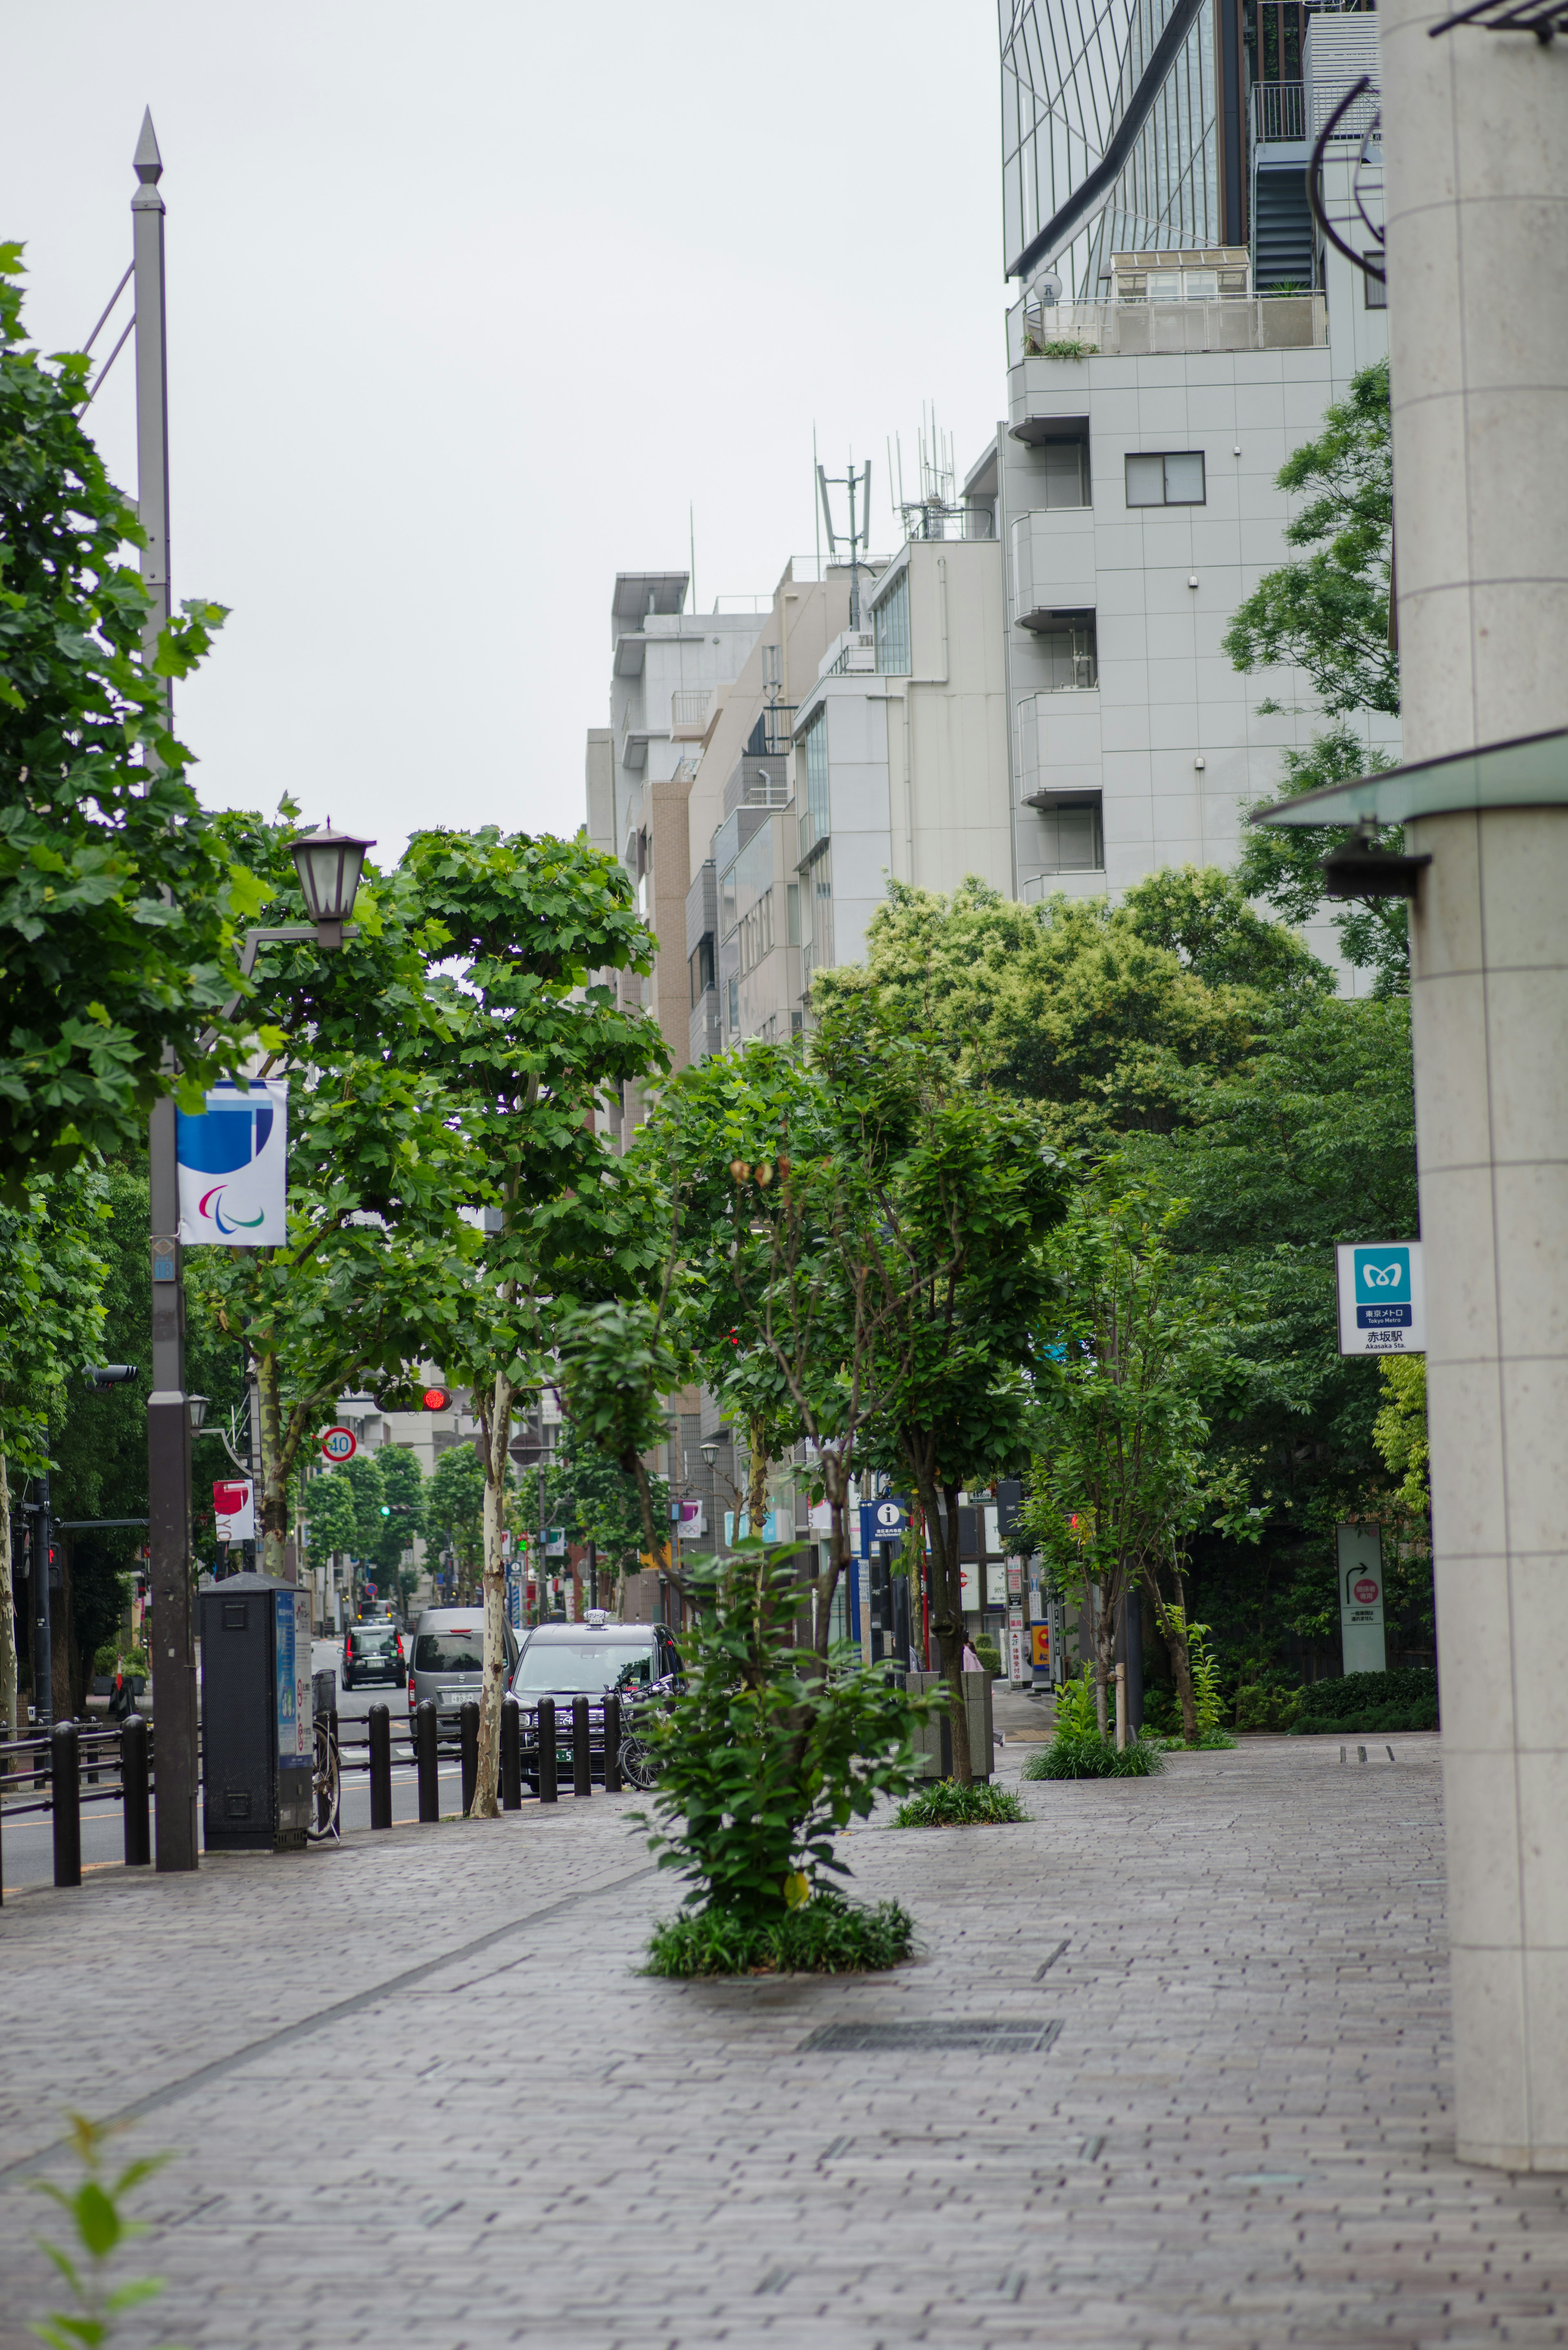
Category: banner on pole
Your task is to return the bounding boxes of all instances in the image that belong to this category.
[178,1080,289,1248]
[213,1479,255,1542]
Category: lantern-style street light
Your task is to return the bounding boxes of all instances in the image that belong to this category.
[287,820,374,951]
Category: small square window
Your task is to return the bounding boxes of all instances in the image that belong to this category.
[1125,451,1205,508]
[1182,269,1218,299]
[1146,271,1183,302]
[1365,270,1387,310]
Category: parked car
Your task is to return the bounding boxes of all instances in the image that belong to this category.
[342,1620,404,1691]
[509,1620,682,1790]
[408,1606,519,1742]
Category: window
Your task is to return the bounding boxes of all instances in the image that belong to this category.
[1040,438,1090,508]
[738,888,775,977]
[786,881,800,945]
[873,571,911,674]
[1145,268,1218,301]
[798,709,831,862]
[1365,270,1387,311]
[1031,618,1098,690]
[688,934,715,1008]
[719,862,738,939]
[726,973,739,1036]
[801,845,835,988]
[1125,451,1206,507]
[1036,799,1105,875]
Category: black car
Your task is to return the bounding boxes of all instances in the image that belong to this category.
[343,1620,405,1690]
[509,1621,681,1789]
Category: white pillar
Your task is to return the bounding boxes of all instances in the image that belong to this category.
[1381,0,1568,2169]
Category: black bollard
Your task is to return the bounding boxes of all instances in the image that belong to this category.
[537,1698,558,1804]
[121,1712,151,1866]
[369,1704,392,1831]
[460,1701,479,1816]
[52,1720,81,1888]
[501,1694,522,1810]
[603,1693,622,1793]
[416,1700,439,1822]
[572,1695,592,1798]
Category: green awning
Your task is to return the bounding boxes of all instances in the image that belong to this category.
[1250,727,1568,829]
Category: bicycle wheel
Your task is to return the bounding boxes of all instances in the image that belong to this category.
[617,1732,659,1792]
[306,1716,341,1841]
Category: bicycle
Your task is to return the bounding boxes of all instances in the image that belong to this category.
[306,1710,341,1842]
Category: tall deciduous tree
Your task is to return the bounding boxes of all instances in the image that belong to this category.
[397,829,666,1817]
[0,247,256,1190]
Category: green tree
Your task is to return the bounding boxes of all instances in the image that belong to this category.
[373,1443,426,1613]
[0,1166,109,1733]
[428,1440,486,1599]
[1221,359,1394,718]
[302,1460,362,1623]
[541,1416,664,1596]
[395,826,667,1817]
[0,246,256,1191]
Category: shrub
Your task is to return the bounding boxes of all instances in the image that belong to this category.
[644,1887,916,1978]
[1234,1682,1304,1732]
[1291,1667,1437,1734]
[893,1778,1027,1827]
[1023,1729,1165,1779]
[636,1544,933,1927]
[973,1635,1003,1679]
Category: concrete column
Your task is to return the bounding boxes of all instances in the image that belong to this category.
[1381,0,1568,2169]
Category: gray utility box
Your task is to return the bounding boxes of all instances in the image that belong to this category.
[906,1670,994,1782]
[199,1574,314,1852]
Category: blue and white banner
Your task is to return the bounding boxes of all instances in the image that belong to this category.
[178,1080,289,1248]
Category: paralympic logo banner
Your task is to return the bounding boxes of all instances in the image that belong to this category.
[177,1080,289,1248]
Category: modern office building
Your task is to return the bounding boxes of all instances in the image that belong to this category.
[999,0,1376,299]
[994,9,1393,970]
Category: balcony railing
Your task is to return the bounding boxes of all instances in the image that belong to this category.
[670,688,718,742]
[1013,292,1326,363]
[1251,81,1306,143]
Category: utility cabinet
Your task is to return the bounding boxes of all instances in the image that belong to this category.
[199,1574,314,1851]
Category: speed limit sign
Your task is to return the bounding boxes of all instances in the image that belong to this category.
[320,1426,357,1463]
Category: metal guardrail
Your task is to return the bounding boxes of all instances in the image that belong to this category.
[1252,80,1306,142]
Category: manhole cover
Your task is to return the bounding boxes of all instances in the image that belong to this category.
[797,2019,1061,2054]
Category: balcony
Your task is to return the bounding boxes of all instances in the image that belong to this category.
[1009,292,1326,368]
[670,688,719,744]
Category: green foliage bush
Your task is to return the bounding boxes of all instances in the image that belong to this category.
[1233,1682,1304,1732]
[644,1888,916,1978]
[1290,1666,1438,1735]
[1023,1729,1165,1779]
[973,1635,1002,1679]
[893,1778,1027,1827]
[638,1545,931,1930]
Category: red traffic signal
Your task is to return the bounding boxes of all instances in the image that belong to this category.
[422,1387,452,1411]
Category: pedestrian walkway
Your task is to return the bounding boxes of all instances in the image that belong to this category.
[2,1732,1564,2348]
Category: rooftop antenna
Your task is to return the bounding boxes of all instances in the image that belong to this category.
[816,452,873,629]
[689,502,697,618]
[812,423,821,580]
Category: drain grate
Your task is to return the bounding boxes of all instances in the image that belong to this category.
[797,2018,1061,2055]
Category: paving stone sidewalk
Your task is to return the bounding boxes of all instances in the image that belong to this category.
[2,1732,1565,2349]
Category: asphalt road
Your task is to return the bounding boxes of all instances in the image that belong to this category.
[0,1639,461,1895]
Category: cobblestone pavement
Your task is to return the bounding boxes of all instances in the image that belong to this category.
[3,1732,1565,2349]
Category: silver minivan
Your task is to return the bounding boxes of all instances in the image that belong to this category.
[407,1606,518,1742]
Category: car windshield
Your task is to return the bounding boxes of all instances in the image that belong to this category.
[512,1641,654,1696]
[351,1628,396,1651]
[414,1631,483,1673]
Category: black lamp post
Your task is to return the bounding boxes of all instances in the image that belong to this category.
[288,820,374,951]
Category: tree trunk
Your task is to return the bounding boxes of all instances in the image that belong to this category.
[812,1452,850,1658]
[1093,1577,1120,1740]
[256,1352,289,1580]
[0,1451,15,1745]
[1145,1570,1199,1744]
[472,1370,514,1821]
[914,1461,973,1786]
[746,1414,769,1529]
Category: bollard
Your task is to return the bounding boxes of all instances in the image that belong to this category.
[501,1694,522,1810]
[460,1701,479,1816]
[121,1712,151,1867]
[52,1720,81,1889]
[572,1696,592,1798]
[603,1694,622,1793]
[537,1697,558,1804]
[416,1700,440,1822]
[368,1704,392,1831]
[317,1702,339,1837]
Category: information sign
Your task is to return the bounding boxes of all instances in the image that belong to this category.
[858,1497,909,1556]
[1337,1523,1387,1675]
[1335,1242,1426,1356]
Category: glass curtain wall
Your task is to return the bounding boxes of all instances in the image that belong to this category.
[1000,0,1222,297]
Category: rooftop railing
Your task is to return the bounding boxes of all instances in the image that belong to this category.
[1012,290,1327,364]
[1252,81,1307,142]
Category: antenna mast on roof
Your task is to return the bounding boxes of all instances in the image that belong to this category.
[816,453,873,629]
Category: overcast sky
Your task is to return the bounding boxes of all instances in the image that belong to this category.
[4,3,1006,865]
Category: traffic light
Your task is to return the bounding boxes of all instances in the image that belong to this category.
[379,1505,391,1517]
[421,1386,452,1411]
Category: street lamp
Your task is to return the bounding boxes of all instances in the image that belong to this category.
[288,820,374,951]
[185,1394,209,1435]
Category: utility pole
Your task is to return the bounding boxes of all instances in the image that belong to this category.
[135,110,198,1874]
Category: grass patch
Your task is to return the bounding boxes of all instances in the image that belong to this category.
[1022,1729,1165,1780]
[643,1888,916,1978]
[893,1778,1028,1828]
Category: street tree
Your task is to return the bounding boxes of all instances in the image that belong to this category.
[396,828,667,1817]
[374,1444,427,1612]
[0,1166,109,1735]
[0,247,256,1191]
[428,1440,486,1599]
[303,1462,362,1624]
[1020,1184,1243,1743]
[540,1416,666,1605]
